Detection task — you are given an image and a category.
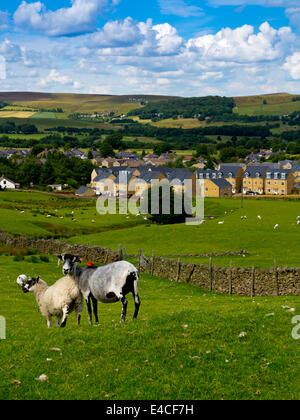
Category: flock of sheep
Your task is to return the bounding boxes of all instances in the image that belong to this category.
[17,255,141,328]
[217,214,300,230]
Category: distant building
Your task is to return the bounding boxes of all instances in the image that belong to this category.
[48,184,62,191]
[0,175,19,190]
[264,170,294,196]
[242,166,268,195]
[204,179,232,198]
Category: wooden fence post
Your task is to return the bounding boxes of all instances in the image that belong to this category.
[176,258,181,282]
[274,260,279,296]
[209,257,213,291]
[151,249,154,275]
[138,248,142,272]
[229,260,232,295]
[119,244,123,261]
[251,265,255,298]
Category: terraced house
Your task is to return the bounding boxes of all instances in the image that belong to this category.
[203,178,233,198]
[242,166,268,195]
[264,169,294,196]
[196,166,243,195]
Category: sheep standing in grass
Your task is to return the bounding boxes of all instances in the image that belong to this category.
[57,254,141,324]
[21,275,84,328]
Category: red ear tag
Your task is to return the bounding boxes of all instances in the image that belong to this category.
[88,262,93,267]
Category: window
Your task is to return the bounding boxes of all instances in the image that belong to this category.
[266,172,271,179]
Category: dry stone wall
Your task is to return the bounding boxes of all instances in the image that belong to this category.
[0,231,119,265]
[1,231,300,296]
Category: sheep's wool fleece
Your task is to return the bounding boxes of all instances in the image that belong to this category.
[40,276,83,317]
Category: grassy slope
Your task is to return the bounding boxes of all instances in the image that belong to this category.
[70,197,300,269]
[0,255,299,400]
[1,192,300,268]
[0,92,174,116]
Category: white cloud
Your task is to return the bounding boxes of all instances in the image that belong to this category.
[208,1,299,7]
[286,8,300,30]
[38,69,73,87]
[14,0,110,37]
[186,22,294,63]
[0,39,22,62]
[158,0,204,17]
[0,11,9,30]
[91,18,183,56]
[282,52,300,80]
[92,17,144,47]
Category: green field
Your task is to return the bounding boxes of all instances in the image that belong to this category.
[1,192,300,269]
[31,112,57,119]
[0,254,299,400]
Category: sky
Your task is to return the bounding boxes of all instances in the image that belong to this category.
[0,0,300,96]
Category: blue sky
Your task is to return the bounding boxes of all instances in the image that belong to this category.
[0,0,300,96]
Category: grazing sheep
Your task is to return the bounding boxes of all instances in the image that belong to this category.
[21,275,84,328]
[57,254,141,324]
[257,215,262,220]
[274,224,279,230]
[218,221,224,225]
[17,274,27,286]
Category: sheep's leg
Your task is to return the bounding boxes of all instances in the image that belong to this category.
[60,306,69,328]
[132,292,141,320]
[56,316,61,327]
[132,278,141,320]
[91,296,99,324]
[86,295,93,325]
[76,307,81,326]
[47,316,52,328]
[121,296,128,323]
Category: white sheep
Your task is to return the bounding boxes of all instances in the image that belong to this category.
[218,221,224,225]
[257,215,262,220]
[20,275,84,328]
[274,224,279,230]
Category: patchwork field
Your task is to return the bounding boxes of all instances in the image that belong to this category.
[0,255,299,400]
[0,92,173,117]
[0,111,37,118]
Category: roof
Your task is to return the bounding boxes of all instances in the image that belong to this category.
[219,164,243,177]
[243,166,269,178]
[265,169,291,179]
[210,178,232,189]
[0,175,18,185]
[75,187,88,195]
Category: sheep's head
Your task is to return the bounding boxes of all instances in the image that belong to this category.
[22,276,40,294]
[57,254,81,276]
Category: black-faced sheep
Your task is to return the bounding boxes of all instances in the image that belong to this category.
[57,254,141,324]
[21,275,84,328]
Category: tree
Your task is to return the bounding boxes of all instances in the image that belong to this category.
[205,156,215,170]
[141,185,191,225]
[105,133,123,149]
[100,141,115,158]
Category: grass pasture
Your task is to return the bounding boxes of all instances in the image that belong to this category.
[1,192,300,269]
[0,111,37,119]
[0,255,300,400]
[30,112,57,119]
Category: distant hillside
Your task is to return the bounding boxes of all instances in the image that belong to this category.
[0,91,300,119]
[0,92,175,115]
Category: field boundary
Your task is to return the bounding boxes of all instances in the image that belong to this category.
[1,231,300,297]
[0,231,119,265]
